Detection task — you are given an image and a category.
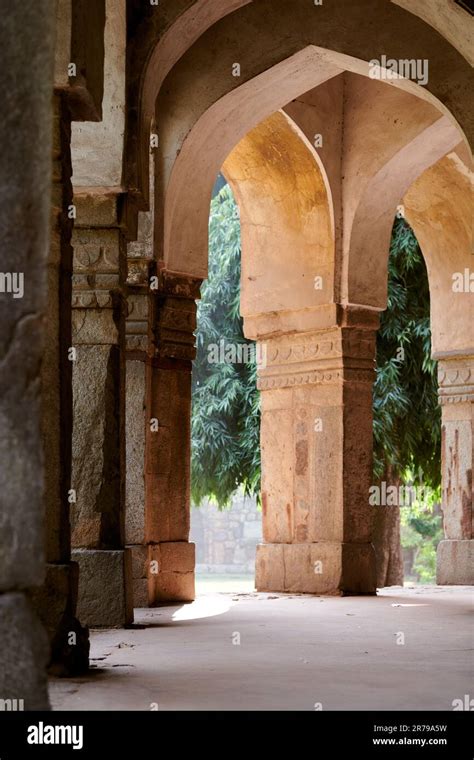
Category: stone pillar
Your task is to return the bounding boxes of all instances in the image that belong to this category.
[30,93,89,676]
[0,2,55,708]
[125,257,151,607]
[436,356,474,584]
[71,189,133,626]
[255,310,378,594]
[145,269,201,603]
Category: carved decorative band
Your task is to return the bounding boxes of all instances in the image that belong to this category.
[126,335,148,353]
[258,367,373,390]
[72,273,120,292]
[72,290,114,309]
[126,294,148,321]
[265,333,375,368]
[72,223,121,275]
[157,303,196,332]
[256,330,376,390]
[438,360,474,404]
[439,394,474,405]
[152,296,197,362]
[127,258,151,287]
[156,268,202,300]
[154,339,197,362]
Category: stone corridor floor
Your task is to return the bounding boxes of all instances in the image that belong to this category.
[49,586,473,711]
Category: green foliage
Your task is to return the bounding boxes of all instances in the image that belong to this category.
[191,185,260,506]
[373,217,441,489]
[400,492,443,583]
[373,218,442,582]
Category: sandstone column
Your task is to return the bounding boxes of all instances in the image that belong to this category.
[0,1,55,708]
[146,269,201,603]
[71,189,133,626]
[125,255,151,606]
[255,309,378,594]
[436,356,474,584]
[30,93,89,676]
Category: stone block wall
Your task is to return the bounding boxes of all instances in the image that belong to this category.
[190,493,262,574]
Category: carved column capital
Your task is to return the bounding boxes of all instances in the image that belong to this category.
[125,258,151,357]
[150,268,202,363]
[438,356,474,405]
[72,232,119,308]
[257,326,376,391]
[71,191,127,345]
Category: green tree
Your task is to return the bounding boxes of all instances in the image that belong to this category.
[372,216,441,585]
[191,184,260,506]
[373,216,441,487]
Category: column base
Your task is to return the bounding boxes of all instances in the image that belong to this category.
[127,545,148,607]
[148,542,195,603]
[256,542,376,594]
[72,549,133,627]
[30,562,89,676]
[436,540,474,585]
[0,592,50,709]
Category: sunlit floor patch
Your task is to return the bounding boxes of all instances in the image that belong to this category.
[172,593,235,621]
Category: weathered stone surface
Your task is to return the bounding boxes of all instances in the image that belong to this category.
[142,276,200,567]
[125,290,149,353]
[127,545,148,608]
[256,542,376,595]
[74,190,121,229]
[148,572,195,604]
[73,227,120,275]
[255,320,377,593]
[128,544,147,579]
[72,308,119,344]
[161,541,195,571]
[0,430,46,588]
[0,2,56,592]
[133,579,148,608]
[145,364,192,543]
[148,542,195,603]
[70,190,129,622]
[70,3,123,180]
[73,549,133,627]
[125,360,146,544]
[0,594,50,710]
[436,361,473,585]
[56,0,106,121]
[440,405,473,540]
[190,494,262,573]
[42,93,73,566]
[342,382,375,544]
[30,563,89,676]
[72,344,122,548]
[437,540,474,585]
[255,543,285,591]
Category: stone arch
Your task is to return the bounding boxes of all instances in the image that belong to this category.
[159,47,342,277]
[157,60,470,286]
[222,110,335,334]
[137,0,473,597]
[403,148,473,357]
[341,74,463,310]
[127,0,473,215]
[402,150,474,585]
